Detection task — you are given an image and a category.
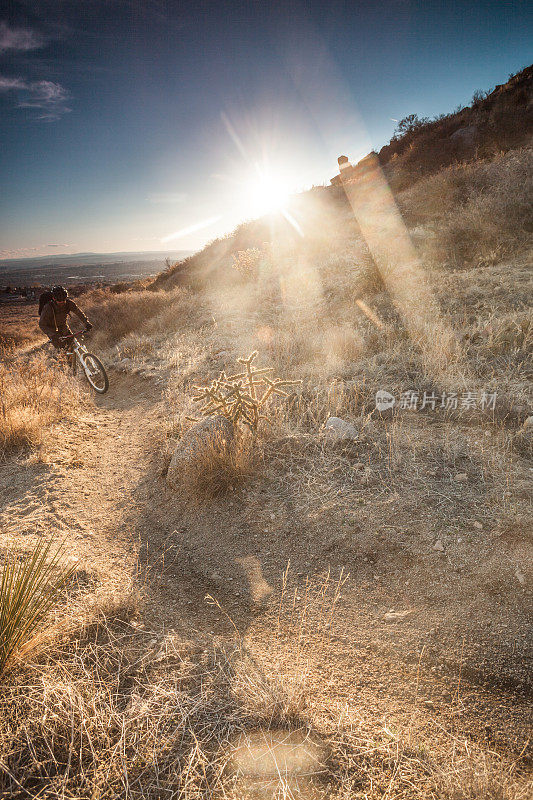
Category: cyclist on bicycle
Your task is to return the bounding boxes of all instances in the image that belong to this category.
[39,285,92,349]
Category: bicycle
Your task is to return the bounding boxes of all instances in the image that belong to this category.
[57,330,109,394]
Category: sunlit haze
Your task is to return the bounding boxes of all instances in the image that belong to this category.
[1,1,531,258]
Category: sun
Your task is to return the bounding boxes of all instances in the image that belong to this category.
[248,169,291,216]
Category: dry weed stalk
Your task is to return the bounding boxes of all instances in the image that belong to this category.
[190,351,301,433]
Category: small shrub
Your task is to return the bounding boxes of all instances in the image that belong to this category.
[0,538,76,676]
[181,433,255,502]
[231,248,263,281]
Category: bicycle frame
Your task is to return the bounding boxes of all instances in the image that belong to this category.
[60,332,94,377]
[55,330,109,393]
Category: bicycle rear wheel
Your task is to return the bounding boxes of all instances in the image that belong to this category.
[81,352,109,394]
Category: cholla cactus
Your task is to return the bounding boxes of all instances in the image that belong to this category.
[231,248,263,280]
[190,351,300,433]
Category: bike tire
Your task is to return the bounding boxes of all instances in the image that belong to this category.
[81,352,109,394]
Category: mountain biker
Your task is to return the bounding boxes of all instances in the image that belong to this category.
[39,286,92,349]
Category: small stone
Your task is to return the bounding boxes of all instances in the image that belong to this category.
[454,473,468,482]
[433,539,445,552]
[423,700,435,709]
[383,609,415,622]
[473,521,483,530]
[457,537,463,543]
[323,416,359,442]
[515,567,526,587]
[523,415,533,429]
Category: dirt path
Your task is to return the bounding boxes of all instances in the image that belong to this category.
[1,372,160,585]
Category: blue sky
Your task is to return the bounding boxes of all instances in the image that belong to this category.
[1,0,531,258]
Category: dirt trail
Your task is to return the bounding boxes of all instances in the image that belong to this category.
[1,372,159,585]
[1,368,251,636]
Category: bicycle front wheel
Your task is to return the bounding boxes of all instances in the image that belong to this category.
[81,352,109,394]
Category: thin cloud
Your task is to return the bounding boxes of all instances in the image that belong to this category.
[0,21,43,53]
[0,247,39,258]
[0,75,71,119]
[46,243,70,248]
[0,76,26,90]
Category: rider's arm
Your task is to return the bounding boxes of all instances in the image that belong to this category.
[39,304,57,338]
[67,299,91,328]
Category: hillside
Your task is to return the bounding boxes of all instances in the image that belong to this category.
[378,63,533,189]
[0,65,531,799]
[152,64,532,292]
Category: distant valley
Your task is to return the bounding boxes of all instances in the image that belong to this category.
[0,250,192,289]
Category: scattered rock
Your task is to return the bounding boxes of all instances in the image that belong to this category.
[473,521,483,530]
[361,467,376,486]
[323,416,359,442]
[450,125,477,146]
[433,539,445,552]
[454,473,468,482]
[383,609,415,622]
[166,415,234,489]
[515,567,526,587]
[522,416,533,430]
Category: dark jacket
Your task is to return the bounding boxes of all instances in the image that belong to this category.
[39,299,90,339]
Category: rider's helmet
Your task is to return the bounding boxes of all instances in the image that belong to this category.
[51,285,68,301]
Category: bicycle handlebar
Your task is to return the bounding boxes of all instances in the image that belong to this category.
[58,329,91,341]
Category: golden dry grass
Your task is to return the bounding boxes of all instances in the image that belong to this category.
[81,284,201,348]
[399,148,533,267]
[169,430,256,503]
[0,353,89,456]
[0,572,529,799]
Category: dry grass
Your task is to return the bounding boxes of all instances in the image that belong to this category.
[399,149,533,266]
[0,299,43,355]
[0,571,529,799]
[81,285,200,348]
[0,353,89,456]
[176,431,256,502]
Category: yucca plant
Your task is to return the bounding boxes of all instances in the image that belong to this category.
[0,538,76,676]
